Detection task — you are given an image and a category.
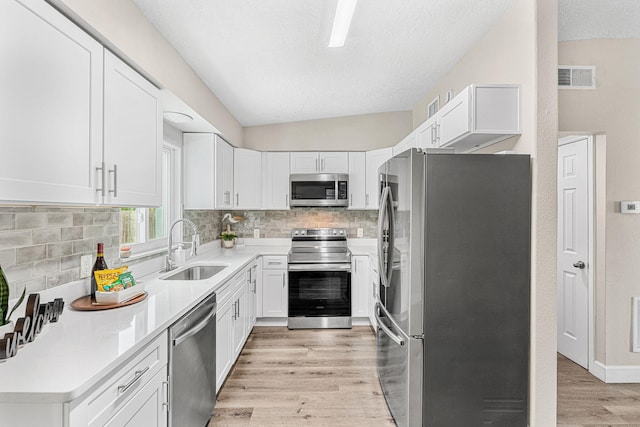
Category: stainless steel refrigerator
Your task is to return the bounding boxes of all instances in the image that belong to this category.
[375,149,530,427]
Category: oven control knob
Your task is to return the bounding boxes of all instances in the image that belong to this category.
[301,230,306,235]
[294,231,298,235]
[340,230,344,235]
[333,230,337,235]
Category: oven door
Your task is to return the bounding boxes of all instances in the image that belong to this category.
[288,265,351,318]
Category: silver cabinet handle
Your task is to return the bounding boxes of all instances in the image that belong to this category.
[118,366,150,394]
[350,194,353,207]
[315,158,318,172]
[573,261,586,269]
[436,123,441,144]
[108,164,118,197]
[321,158,325,171]
[232,301,236,320]
[162,380,170,412]
[236,299,240,318]
[96,162,106,196]
[282,274,285,288]
[236,193,239,206]
[365,193,369,206]
[285,194,289,207]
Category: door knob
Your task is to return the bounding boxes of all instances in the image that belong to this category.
[573,261,586,269]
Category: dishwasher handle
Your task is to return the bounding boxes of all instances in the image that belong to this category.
[173,302,217,347]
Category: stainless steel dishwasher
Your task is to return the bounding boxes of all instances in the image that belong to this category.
[168,293,217,427]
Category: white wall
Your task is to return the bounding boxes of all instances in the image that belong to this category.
[411,1,558,424]
[48,0,244,146]
[243,111,412,151]
[559,39,640,366]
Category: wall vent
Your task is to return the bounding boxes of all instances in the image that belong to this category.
[558,66,596,89]
[633,297,640,352]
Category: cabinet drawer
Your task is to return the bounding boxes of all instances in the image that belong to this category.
[262,256,287,270]
[70,331,168,426]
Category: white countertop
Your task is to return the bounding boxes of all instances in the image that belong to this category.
[0,240,374,404]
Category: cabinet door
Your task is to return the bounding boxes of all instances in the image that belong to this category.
[234,148,262,209]
[351,256,370,317]
[417,117,438,149]
[347,153,366,209]
[0,0,103,205]
[438,86,471,147]
[103,369,167,427]
[290,152,319,173]
[247,264,257,333]
[215,137,234,208]
[263,152,290,209]
[103,50,162,207]
[183,133,215,209]
[215,301,234,392]
[319,152,348,173]
[262,270,288,317]
[365,148,392,210]
[232,287,247,358]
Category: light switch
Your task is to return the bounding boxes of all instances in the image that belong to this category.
[621,201,640,214]
[254,229,260,238]
[357,228,364,238]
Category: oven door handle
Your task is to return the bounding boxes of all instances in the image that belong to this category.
[288,263,352,272]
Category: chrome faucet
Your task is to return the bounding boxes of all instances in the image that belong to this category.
[165,219,199,272]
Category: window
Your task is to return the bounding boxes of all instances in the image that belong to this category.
[120,141,181,252]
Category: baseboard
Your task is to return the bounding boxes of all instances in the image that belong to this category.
[591,360,640,383]
[255,317,372,328]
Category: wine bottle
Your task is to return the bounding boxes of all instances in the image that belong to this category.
[90,243,108,298]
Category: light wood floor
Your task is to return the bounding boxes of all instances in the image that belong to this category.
[557,354,640,426]
[209,326,395,427]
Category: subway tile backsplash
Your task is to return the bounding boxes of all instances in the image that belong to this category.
[0,206,376,295]
[0,207,119,296]
[185,208,378,242]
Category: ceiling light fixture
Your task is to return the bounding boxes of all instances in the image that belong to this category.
[163,111,193,124]
[328,0,358,48]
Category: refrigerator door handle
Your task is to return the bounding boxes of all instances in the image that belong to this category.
[377,186,395,288]
[375,302,405,346]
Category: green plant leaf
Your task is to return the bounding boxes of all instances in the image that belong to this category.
[0,264,8,325]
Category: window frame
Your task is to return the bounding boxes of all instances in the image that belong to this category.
[120,139,182,254]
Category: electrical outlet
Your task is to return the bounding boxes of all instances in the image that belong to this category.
[357,228,364,238]
[254,229,260,238]
[80,254,93,278]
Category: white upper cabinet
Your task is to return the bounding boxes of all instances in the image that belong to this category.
[347,152,366,210]
[0,0,103,205]
[233,148,261,209]
[0,0,162,207]
[103,50,162,207]
[184,134,234,210]
[434,84,520,152]
[365,147,392,210]
[262,152,290,210]
[216,138,234,209]
[417,116,439,149]
[290,152,348,174]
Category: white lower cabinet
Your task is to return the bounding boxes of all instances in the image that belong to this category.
[102,369,167,427]
[261,256,288,318]
[215,266,255,393]
[69,331,168,427]
[247,262,258,334]
[351,256,370,318]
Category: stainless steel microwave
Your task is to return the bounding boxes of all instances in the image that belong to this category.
[290,174,348,207]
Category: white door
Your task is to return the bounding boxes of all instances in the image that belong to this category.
[290,152,319,173]
[263,152,290,209]
[365,147,392,210]
[557,137,590,368]
[262,270,287,317]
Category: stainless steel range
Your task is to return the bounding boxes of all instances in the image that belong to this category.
[287,228,352,329]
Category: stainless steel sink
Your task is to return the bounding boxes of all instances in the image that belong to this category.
[161,265,227,281]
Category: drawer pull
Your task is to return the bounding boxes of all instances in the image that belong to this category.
[117,366,150,394]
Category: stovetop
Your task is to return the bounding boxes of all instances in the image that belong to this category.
[288,228,351,264]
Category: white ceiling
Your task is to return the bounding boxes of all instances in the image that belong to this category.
[559,0,640,41]
[131,0,515,127]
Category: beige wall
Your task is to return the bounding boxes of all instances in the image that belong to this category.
[243,111,412,151]
[559,39,640,366]
[48,0,244,146]
[412,1,558,424]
